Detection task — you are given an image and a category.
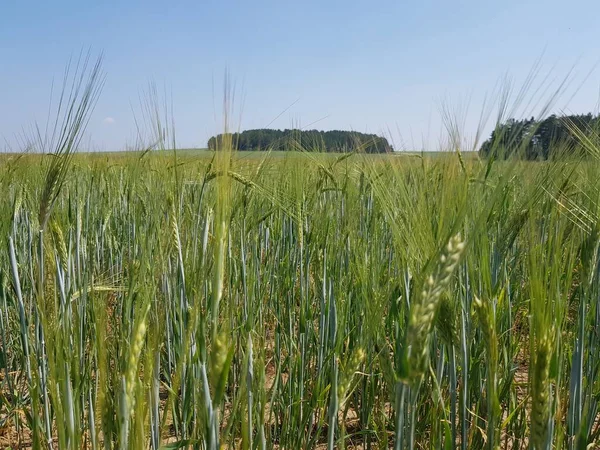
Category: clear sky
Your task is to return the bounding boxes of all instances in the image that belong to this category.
[1,0,600,151]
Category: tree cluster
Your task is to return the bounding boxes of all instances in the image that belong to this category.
[479,113,600,159]
[207,129,392,153]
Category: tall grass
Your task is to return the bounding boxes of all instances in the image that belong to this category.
[1,71,600,449]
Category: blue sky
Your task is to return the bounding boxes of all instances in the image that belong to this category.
[1,0,600,151]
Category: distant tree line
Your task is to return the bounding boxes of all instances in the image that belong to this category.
[207,129,392,153]
[479,113,600,159]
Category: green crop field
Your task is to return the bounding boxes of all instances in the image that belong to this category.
[2,146,600,449]
[1,63,600,450]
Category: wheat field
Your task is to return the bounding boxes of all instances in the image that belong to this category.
[1,60,600,450]
[0,145,599,449]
